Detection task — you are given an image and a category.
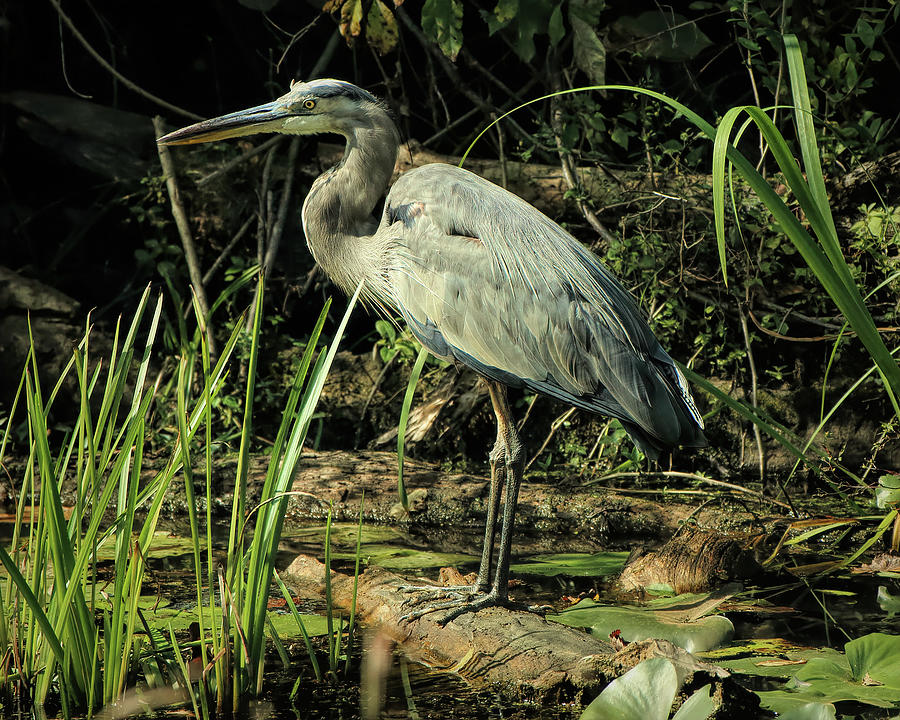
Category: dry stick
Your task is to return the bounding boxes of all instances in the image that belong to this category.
[548,88,617,247]
[197,137,283,188]
[48,0,202,122]
[202,215,255,285]
[240,31,339,332]
[596,470,794,511]
[153,116,216,356]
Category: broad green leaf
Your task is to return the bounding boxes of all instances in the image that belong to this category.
[422,0,464,60]
[580,657,677,720]
[875,474,900,508]
[485,0,557,62]
[877,586,900,618]
[846,632,900,685]
[548,4,565,46]
[700,639,845,679]
[549,599,734,653]
[571,12,606,85]
[511,551,629,577]
[778,703,837,720]
[671,684,716,720]
[756,632,900,712]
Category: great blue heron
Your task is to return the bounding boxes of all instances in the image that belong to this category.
[158,78,707,622]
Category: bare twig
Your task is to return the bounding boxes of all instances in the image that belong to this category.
[153,116,215,355]
[548,81,616,247]
[196,137,283,188]
[593,470,794,511]
[202,215,254,285]
[48,0,202,121]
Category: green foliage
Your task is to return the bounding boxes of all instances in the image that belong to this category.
[421,0,464,60]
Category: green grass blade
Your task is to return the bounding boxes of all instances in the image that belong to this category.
[397,346,428,511]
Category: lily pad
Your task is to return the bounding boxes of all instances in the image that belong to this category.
[777,703,837,720]
[511,551,629,577]
[548,598,733,653]
[332,544,474,571]
[284,523,403,547]
[94,531,201,561]
[700,638,845,679]
[755,633,900,713]
[139,603,335,638]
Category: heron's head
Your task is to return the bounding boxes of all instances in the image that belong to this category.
[157,79,383,145]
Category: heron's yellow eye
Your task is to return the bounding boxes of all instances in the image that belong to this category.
[303,99,316,110]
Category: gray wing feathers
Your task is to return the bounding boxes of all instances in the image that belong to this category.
[382,164,705,456]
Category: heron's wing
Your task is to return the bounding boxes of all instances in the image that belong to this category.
[381,164,704,454]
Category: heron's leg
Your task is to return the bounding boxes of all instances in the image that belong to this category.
[475,430,507,592]
[484,381,524,602]
[400,382,530,624]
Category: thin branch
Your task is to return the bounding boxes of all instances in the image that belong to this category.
[202,214,254,285]
[594,470,795,511]
[196,137,283,188]
[548,79,617,247]
[153,116,215,355]
[48,0,202,121]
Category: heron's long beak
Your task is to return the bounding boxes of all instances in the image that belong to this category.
[157,100,289,145]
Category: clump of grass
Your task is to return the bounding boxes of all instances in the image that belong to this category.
[0,275,360,717]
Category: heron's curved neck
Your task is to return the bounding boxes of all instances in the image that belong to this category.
[301,110,399,296]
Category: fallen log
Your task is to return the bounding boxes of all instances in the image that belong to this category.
[282,554,758,714]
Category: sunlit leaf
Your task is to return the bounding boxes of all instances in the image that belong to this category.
[580,657,677,720]
[324,0,399,54]
[671,684,716,720]
[548,598,734,653]
[777,703,837,720]
[571,12,606,85]
[755,632,900,712]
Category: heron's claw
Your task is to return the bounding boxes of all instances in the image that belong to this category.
[397,583,481,610]
[402,589,514,625]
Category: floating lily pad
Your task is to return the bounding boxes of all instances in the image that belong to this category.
[332,544,475,571]
[283,523,403,547]
[138,602,335,638]
[755,633,900,713]
[548,598,733,653]
[700,638,845,679]
[94,531,202,561]
[268,610,340,638]
[511,551,629,577]
[777,703,837,720]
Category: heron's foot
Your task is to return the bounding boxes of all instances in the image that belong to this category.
[400,588,542,626]
[398,583,484,610]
